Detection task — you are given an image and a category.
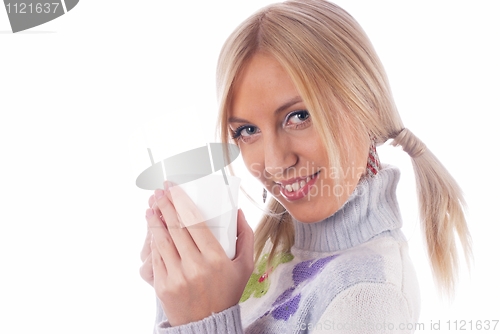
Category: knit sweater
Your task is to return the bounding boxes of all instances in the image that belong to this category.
[153,165,421,333]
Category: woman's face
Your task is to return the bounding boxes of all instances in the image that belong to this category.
[229,53,368,223]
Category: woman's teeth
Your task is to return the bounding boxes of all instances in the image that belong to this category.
[284,176,311,192]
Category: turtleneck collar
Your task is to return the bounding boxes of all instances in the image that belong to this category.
[292,164,403,253]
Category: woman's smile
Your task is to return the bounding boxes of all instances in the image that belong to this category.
[276,170,321,202]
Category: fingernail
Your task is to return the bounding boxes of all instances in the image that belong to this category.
[164,181,173,190]
[155,189,164,200]
[146,208,155,218]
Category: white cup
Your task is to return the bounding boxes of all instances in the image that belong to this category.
[169,174,240,259]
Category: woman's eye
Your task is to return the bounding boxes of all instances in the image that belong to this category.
[241,126,257,136]
[240,126,257,136]
[286,110,310,125]
[232,125,260,141]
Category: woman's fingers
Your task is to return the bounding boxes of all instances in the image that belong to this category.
[139,252,154,286]
[233,209,255,274]
[139,194,157,286]
[234,209,254,260]
[152,189,200,258]
[140,228,152,262]
[141,196,163,264]
[145,207,180,271]
[167,185,205,229]
[168,185,222,254]
[151,239,169,288]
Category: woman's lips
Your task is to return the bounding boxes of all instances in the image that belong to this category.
[278,171,320,201]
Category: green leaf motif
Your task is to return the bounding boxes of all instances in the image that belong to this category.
[240,252,294,303]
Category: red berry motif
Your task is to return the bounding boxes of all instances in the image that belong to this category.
[240,253,294,302]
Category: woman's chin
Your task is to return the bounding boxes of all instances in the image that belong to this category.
[284,203,339,224]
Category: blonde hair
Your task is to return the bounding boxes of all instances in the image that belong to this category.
[215,0,471,296]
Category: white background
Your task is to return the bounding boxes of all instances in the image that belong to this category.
[1,1,499,333]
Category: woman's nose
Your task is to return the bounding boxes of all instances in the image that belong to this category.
[263,135,297,179]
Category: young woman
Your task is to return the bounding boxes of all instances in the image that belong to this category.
[141,0,472,332]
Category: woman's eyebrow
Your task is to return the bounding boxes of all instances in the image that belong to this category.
[274,96,302,116]
[228,96,303,124]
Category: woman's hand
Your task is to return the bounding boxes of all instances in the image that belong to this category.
[145,183,254,327]
[139,194,162,287]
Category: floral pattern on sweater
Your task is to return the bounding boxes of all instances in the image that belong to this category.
[264,255,339,321]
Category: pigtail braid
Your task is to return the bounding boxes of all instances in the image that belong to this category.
[391,128,472,297]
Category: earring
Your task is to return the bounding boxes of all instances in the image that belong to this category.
[262,188,267,203]
[366,139,381,177]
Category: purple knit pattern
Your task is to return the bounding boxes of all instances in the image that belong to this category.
[268,254,338,321]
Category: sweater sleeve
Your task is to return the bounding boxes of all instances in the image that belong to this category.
[311,282,419,334]
[153,297,244,334]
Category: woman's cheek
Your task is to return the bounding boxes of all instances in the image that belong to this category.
[241,148,263,179]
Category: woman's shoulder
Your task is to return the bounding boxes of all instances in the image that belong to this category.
[291,231,413,287]
[308,234,421,332]
[297,234,420,331]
